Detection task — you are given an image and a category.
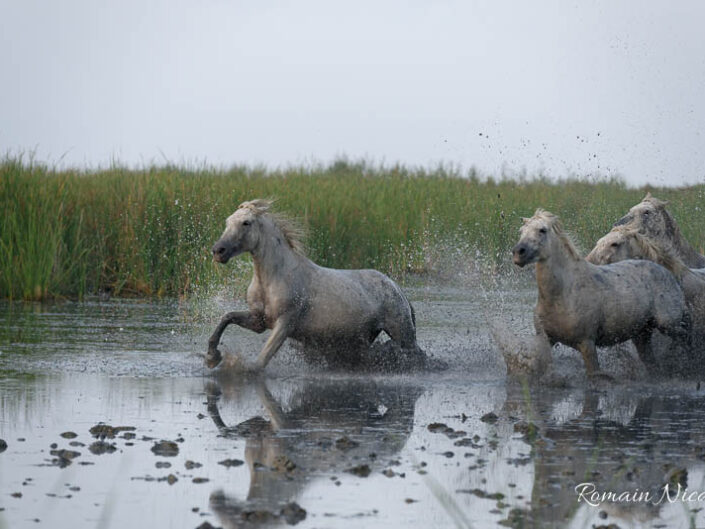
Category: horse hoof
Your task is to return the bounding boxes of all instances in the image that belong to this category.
[205,349,223,369]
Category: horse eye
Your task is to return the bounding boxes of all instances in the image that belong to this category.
[539,227,547,234]
[243,220,251,226]
[611,242,620,248]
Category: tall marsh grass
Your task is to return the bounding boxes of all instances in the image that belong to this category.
[1,157,703,300]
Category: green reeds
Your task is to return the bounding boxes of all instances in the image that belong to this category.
[1,157,703,300]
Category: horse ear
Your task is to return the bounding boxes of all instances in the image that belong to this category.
[522,217,531,225]
[644,192,652,200]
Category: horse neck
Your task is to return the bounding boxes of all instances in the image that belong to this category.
[535,237,584,301]
[251,225,302,285]
[661,211,703,265]
[673,233,703,264]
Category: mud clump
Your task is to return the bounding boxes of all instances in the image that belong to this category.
[60,432,77,439]
[457,488,505,501]
[50,449,81,467]
[234,416,271,437]
[209,494,306,527]
[185,460,202,470]
[89,441,117,455]
[427,422,468,440]
[454,437,481,448]
[498,507,531,528]
[513,421,539,441]
[272,455,296,473]
[427,422,453,434]
[335,436,359,451]
[218,458,244,468]
[666,467,687,485]
[89,424,136,439]
[195,522,221,529]
[151,440,179,457]
[281,502,307,525]
[480,412,499,424]
[0,439,7,453]
[346,464,372,477]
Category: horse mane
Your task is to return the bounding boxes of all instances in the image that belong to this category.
[238,199,307,255]
[611,226,689,280]
[530,209,582,261]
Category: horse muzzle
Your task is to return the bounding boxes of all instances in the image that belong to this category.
[512,243,535,267]
[613,214,632,227]
[211,243,238,264]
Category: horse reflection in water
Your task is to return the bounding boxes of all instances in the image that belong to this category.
[502,383,705,528]
[204,376,423,528]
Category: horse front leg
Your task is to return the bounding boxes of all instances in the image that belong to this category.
[251,315,293,372]
[576,340,600,378]
[206,311,266,368]
[255,380,290,430]
[632,330,658,376]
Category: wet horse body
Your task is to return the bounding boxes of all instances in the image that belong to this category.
[588,227,705,373]
[207,199,425,371]
[512,210,689,377]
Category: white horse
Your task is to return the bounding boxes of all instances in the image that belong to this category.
[614,193,705,268]
[587,227,705,282]
[587,227,705,374]
[512,210,690,378]
[207,199,428,372]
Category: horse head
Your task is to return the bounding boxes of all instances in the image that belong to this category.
[212,200,272,263]
[613,193,670,238]
[586,228,639,265]
[212,199,305,263]
[512,210,575,267]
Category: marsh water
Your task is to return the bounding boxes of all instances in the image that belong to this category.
[2,281,705,529]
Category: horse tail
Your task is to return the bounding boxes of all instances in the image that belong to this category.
[397,288,416,329]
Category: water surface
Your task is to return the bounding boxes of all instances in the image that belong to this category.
[1,286,704,529]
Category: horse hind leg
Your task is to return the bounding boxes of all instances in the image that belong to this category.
[380,303,429,371]
[657,308,695,376]
[632,330,659,376]
[576,340,612,381]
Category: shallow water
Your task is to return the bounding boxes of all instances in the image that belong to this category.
[1,285,705,529]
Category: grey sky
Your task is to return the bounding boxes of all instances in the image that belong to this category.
[1,0,704,186]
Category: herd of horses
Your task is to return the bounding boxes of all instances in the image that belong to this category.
[206,193,704,381]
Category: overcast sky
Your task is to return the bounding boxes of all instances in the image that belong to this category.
[1,1,704,186]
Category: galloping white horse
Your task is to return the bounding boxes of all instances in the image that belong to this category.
[512,210,690,378]
[207,199,427,372]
